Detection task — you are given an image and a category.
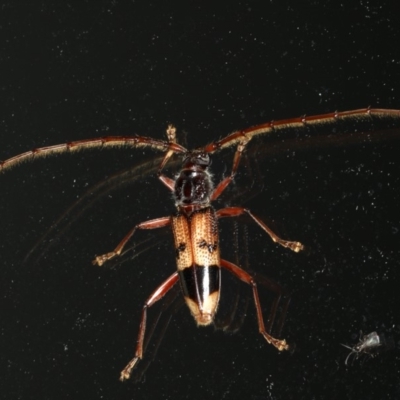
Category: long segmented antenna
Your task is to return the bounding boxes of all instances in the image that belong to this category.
[0,135,187,172]
[1,108,399,172]
[203,108,400,152]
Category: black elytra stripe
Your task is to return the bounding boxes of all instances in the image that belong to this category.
[178,265,220,304]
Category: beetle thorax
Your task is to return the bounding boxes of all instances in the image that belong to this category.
[174,151,213,207]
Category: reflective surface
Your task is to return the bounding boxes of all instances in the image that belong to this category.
[1,2,400,399]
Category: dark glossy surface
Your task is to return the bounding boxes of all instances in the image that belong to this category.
[179,265,220,304]
[174,168,212,205]
[1,2,400,399]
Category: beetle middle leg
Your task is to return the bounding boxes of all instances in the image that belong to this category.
[220,259,288,351]
[217,207,304,253]
[92,216,171,266]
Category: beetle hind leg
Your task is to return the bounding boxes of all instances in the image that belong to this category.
[120,272,179,381]
[220,258,289,351]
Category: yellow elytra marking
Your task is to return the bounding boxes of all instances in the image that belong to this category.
[172,207,220,270]
[191,208,219,268]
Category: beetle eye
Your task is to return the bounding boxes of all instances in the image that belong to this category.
[196,153,210,166]
[182,152,211,168]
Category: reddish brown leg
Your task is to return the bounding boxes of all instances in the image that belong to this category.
[158,174,175,191]
[132,287,183,382]
[220,259,288,351]
[120,272,179,381]
[93,216,171,266]
[217,207,304,252]
[252,271,291,336]
[93,123,180,266]
[158,124,180,191]
[211,137,250,201]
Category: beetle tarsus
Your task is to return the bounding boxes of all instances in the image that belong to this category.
[92,252,117,266]
[119,357,140,381]
[287,241,304,253]
[273,338,289,351]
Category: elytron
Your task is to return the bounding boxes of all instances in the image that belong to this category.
[1,108,399,380]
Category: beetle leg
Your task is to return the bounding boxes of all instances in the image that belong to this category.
[120,272,179,381]
[93,216,171,266]
[251,270,291,336]
[211,137,250,201]
[220,259,289,351]
[217,207,303,253]
[157,124,181,191]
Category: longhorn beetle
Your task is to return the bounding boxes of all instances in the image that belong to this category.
[92,125,303,380]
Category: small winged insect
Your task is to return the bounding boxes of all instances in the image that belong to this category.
[1,108,400,381]
[342,331,394,365]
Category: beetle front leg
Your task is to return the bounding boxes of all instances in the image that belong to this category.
[211,137,250,201]
[157,124,181,191]
[93,216,171,266]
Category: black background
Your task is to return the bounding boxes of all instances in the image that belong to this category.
[1,2,400,399]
